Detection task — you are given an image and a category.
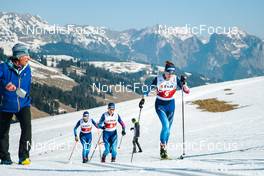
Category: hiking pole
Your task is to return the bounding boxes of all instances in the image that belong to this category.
[138,107,143,122]
[131,98,144,163]
[98,130,102,158]
[118,135,123,149]
[99,141,104,158]
[180,82,186,160]
[90,131,103,161]
[68,141,78,163]
[97,129,102,158]
[131,149,135,163]
[138,96,145,122]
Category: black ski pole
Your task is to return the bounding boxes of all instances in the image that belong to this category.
[138,108,142,122]
[131,149,135,163]
[138,96,145,122]
[131,98,144,163]
[118,135,123,149]
[180,82,186,160]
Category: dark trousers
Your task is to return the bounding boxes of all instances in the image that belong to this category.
[133,137,142,152]
[0,107,32,161]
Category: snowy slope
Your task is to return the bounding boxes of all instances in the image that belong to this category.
[89,61,168,74]
[89,61,151,73]
[2,76,264,176]
[29,59,77,90]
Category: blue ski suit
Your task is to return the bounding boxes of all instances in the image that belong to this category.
[74,118,97,160]
[98,112,125,159]
[151,74,190,145]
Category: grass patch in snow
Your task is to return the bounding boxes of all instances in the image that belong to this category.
[192,98,239,112]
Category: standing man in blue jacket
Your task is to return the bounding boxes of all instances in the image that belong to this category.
[0,43,32,165]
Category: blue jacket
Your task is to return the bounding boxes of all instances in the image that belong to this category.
[0,61,32,113]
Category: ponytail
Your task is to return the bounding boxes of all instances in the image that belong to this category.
[165,60,174,67]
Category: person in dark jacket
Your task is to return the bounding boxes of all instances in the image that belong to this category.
[130,118,142,153]
[0,43,32,165]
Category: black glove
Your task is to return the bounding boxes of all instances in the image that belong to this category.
[122,129,126,136]
[139,98,145,109]
[75,136,79,142]
[180,75,187,85]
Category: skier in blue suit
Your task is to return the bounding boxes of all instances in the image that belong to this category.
[74,111,97,163]
[98,103,126,163]
[142,61,190,159]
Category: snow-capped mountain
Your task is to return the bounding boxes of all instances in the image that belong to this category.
[0,12,50,51]
[128,26,202,67]
[186,31,264,80]
[1,12,264,81]
[0,12,116,54]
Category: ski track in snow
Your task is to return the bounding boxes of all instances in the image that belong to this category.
[1,76,264,176]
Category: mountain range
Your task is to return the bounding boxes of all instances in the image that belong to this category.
[0,12,264,80]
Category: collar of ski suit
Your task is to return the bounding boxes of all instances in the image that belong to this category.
[107,112,115,116]
[6,60,29,75]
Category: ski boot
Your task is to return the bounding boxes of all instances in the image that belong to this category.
[138,146,143,153]
[160,144,169,160]
[101,155,106,163]
[19,158,31,165]
[0,159,13,165]
[111,157,116,162]
[82,158,88,163]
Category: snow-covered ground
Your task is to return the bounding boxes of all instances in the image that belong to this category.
[44,55,78,67]
[29,59,77,90]
[30,59,75,82]
[2,76,264,176]
[89,61,151,73]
